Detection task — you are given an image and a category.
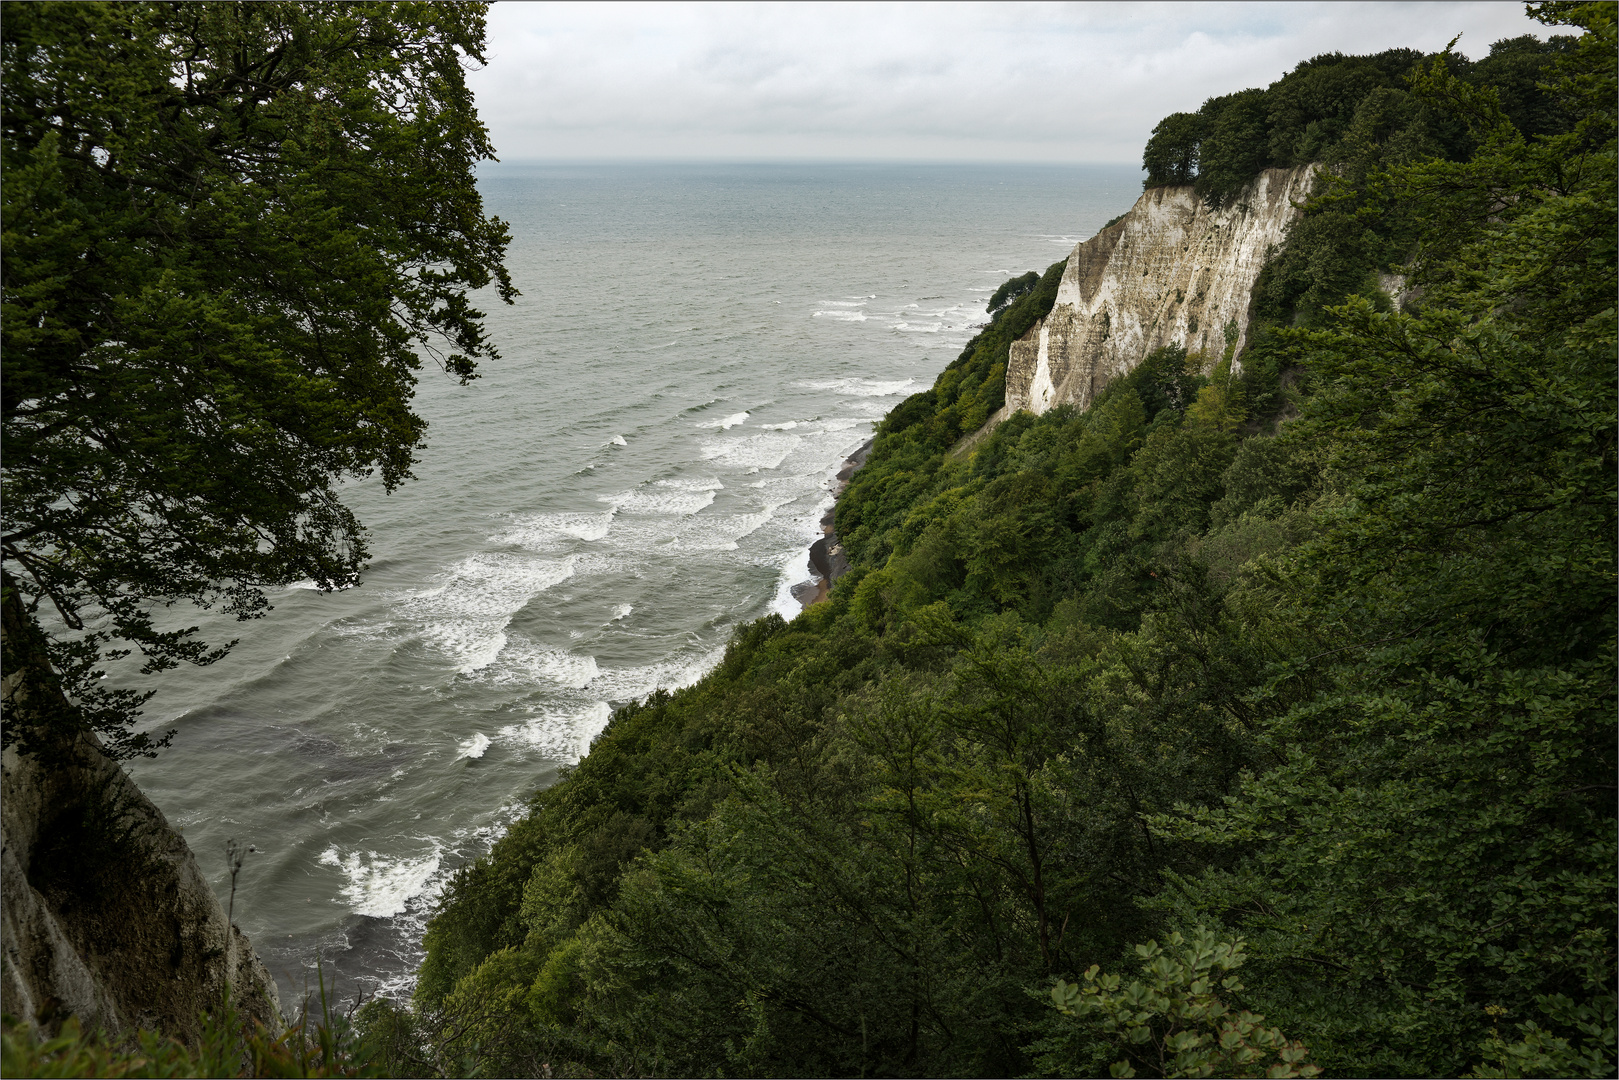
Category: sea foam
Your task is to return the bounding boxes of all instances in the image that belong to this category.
[696,410,750,430]
[700,432,800,471]
[481,639,600,689]
[496,701,613,763]
[319,844,443,920]
[795,377,921,397]
[492,511,615,550]
[404,553,577,673]
[600,478,723,516]
[456,733,491,760]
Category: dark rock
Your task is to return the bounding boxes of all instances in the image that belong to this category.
[1,596,282,1043]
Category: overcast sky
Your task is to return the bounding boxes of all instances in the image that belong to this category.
[469,2,1556,163]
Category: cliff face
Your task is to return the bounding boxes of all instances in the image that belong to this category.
[1,605,282,1042]
[1,739,284,1042]
[996,164,1316,421]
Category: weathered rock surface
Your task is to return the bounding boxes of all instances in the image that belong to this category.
[1,738,284,1042]
[994,164,1317,423]
[1,606,282,1042]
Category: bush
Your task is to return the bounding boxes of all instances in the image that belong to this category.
[1043,929,1323,1079]
[1,989,382,1078]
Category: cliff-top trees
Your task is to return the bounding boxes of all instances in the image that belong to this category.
[1,1,514,758]
[1139,36,1579,203]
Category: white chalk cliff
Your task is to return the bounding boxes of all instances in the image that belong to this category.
[994,164,1317,423]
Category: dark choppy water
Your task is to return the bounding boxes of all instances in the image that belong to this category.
[126,161,1142,1009]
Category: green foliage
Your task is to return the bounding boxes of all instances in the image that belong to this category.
[987,270,1040,314]
[1,1,513,760]
[404,6,1613,1078]
[1,986,383,1078]
[1193,89,1271,208]
[836,258,1067,567]
[1468,992,1619,1079]
[1150,8,1618,1076]
[1143,112,1205,185]
[1044,929,1322,1079]
[1142,36,1577,209]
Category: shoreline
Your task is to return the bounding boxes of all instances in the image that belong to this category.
[791,438,874,609]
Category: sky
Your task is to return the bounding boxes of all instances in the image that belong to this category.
[467,1,1558,164]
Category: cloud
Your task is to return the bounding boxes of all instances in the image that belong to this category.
[468,2,1559,162]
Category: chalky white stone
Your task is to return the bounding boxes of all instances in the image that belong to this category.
[994,164,1319,426]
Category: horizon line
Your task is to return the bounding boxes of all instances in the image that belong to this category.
[479,156,1148,169]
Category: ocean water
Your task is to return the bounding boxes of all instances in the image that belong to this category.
[125,161,1142,1008]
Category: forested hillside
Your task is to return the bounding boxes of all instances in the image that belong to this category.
[383,8,1615,1077]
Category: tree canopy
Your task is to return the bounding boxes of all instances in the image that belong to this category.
[1141,35,1579,206]
[393,5,1614,1078]
[1,1,513,759]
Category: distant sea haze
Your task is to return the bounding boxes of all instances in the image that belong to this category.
[127,160,1144,1006]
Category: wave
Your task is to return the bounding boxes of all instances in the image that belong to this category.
[456,733,490,760]
[403,553,577,673]
[696,410,750,430]
[795,377,921,398]
[699,432,800,471]
[769,544,818,621]
[496,701,613,764]
[319,844,443,920]
[405,552,577,618]
[598,499,786,553]
[587,645,728,702]
[478,639,600,689]
[492,511,615,550]
[599,477,724,516]
[813,310,868,322]
[845,398,898,417]
[672,497,795,551]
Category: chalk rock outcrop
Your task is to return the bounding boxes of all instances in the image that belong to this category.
[1,591,282,1042]
[1,738,284,1042]
[996,164,1317,421]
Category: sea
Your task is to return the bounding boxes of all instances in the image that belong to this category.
[125,161,1143,1010]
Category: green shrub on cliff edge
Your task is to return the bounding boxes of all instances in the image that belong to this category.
[406,6,1613,1077]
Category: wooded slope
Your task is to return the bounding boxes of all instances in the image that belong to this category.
[395,14,1615,1078]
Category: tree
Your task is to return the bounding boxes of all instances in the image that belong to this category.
[1044,929,1322,1079]
[987,270,1039,316]
[1158,6,1617,1073]
[1,1,514,759]
[1194,89,1271,208]
[1142,112,1204,187]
